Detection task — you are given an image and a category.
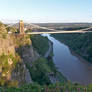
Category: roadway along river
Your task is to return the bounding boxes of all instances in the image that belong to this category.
[42,34,92,85]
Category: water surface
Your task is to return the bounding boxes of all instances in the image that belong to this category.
[42,34,92,85]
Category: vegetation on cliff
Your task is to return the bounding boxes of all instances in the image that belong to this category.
[0,22,7,34]
[25,57,51,85]
[0,53,21,87]
[31,35,49,56]
[29,34,66,84]
[0,22,8,39]
[11,34,31,47]
[6,26,17,33]
[0,22,33,87]
[1,82,92,92]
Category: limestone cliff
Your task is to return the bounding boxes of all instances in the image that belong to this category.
[11,34,39,86]
[0,22,7,34]
[0,35,15,56]
[0,22,39,87]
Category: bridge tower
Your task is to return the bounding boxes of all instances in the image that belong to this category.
[19,20,24,34]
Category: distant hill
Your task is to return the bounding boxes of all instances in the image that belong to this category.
[35,23,92,31]
[35,23,92,27]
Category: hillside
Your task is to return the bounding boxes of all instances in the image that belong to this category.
[35,23,92,30]
[52,33,92,63]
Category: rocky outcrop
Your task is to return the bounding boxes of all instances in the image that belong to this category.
[11,62,32,86]
[13,34,39,64]
[13,42,39,86]
[0,35,15,56]
[0,34,33,86]
[12,44,39,86]
[0,22,39,87]
[0,22,7,34]
[11,34,39,86]
[20,45,39,63]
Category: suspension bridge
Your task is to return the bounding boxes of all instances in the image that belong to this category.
[5,20,92,34]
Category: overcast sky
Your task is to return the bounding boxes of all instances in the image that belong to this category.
[0,0,92,23]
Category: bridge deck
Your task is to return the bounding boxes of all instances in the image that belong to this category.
[26,31,92,35]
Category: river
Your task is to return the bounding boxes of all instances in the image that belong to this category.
[42,34,92,85]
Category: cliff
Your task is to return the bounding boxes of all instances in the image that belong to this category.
[0,22,39,87]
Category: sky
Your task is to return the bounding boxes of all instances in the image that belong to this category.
[0,0,92,23]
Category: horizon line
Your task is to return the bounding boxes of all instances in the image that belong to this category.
[1,19,92,24]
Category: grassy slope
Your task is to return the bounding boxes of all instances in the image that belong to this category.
[31,35,49,56]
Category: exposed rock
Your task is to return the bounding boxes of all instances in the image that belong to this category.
[11,62,32,86]
[0,65,2,73]
[0,22,7,34]
[8,58,13,65]
[0,35,15,56]
[21,45,39,63]
[11,34,39,86]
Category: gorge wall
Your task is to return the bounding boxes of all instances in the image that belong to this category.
[0,22,39,87]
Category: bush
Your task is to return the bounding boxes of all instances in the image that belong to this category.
[0,53,20,87]
[25,57,51,85]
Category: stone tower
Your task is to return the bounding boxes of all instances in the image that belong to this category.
[19,20,24,34]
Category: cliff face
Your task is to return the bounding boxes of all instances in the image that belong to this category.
[0,35,15,56]
[20,45,39,63]
[12,35,39,86]
[13,42,39,86]
[0,22,39,87]
[11,61,32,86]
[0,22,7,34]
[0,22,14,56]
